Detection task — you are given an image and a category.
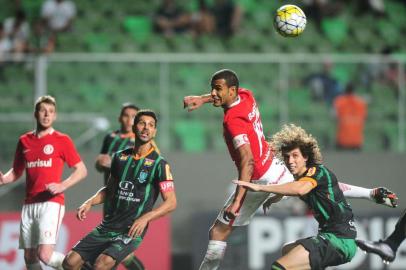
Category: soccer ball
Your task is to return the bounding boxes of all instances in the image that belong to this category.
[274,5,306,37]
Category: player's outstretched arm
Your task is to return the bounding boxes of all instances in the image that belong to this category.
[0,168,23,186]
[183,94,213,112]
[338,182,398,208]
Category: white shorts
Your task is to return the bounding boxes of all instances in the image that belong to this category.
[217,157,294,226]
[19,201,65,249]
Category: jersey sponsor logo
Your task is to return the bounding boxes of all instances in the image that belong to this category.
[232,134,249,149]
[138,170,148,183]
[26,158,52,168]
[43,144,54,155]
[307,167,316,176]
[159,181,174,192]
[119,181,135,191]
[118,181,140,202]
[144,158,155,167]
[165,164,173,180]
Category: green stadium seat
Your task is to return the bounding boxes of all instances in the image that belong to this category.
[321,17,348,46]
[84,33,113,52]
[123,16,152,45]
[174,120,207,152]
[377,19,399,47]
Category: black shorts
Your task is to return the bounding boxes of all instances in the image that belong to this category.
[295,233,356,270]
[72,228,143,267]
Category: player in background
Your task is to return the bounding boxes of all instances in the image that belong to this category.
[235,123,359,269]
[96,103,139,185]
[0,95,87,270]
[183,69,398,270]
[356,208,406,263]
[95,103,146,269]
[62,109,177,270]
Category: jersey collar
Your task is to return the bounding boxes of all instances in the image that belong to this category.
[33,128,54,138]
[133,145,155,160]
[227,95,241,108]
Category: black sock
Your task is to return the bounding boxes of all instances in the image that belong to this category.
[270,261,286,270]
[385,208,406,252]
[122,253,145,270]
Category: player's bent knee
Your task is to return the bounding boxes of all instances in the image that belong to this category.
[94,254,116,270]
[270,261,286,270]
[63,251,84,270]
[209,221,232,240]
[37,250,52,264]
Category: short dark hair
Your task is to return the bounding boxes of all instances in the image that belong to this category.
[344,83,354,94]
[120,103,139,117]
[211,69,239,90]
[134,109,158,126]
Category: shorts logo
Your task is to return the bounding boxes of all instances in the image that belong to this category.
[138,170,148,183]
[119,181,134,191]
[43,144,54,155]
[44,230,52,238]
[144,158,155,167]
[306,167,316,176]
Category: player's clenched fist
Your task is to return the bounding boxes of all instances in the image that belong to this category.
[183,96,205,112]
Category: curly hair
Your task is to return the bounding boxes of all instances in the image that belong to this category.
[271,123,322,166]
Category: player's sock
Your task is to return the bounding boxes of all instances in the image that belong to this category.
[122,253,145,270]
[270,261,286,270]
[27,262,43,270]
[46,251,65,270]
[199,240,227,270]
[338,183,371,199]
[385,209,406,252]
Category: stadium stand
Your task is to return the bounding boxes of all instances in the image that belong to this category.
[0,0,405,155]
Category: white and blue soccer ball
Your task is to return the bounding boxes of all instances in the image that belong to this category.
[274,4,306,37]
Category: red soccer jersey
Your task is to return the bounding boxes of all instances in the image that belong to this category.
[223,88,273,180]
[13,130,82,205]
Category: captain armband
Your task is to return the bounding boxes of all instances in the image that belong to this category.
[232,134,249,149]
[159,180,175,192]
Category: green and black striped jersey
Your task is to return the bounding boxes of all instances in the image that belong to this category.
[99,130,135,183]
[298,165,357,239]
[99,147,174,235]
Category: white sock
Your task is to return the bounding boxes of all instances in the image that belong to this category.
[46,252,65,270]
[27,262,43,270]
[339,182,372,200]
[199,240,227,270]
